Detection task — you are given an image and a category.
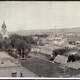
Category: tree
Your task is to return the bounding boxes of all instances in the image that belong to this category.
[9,34,32,58]
[15,39,31,58]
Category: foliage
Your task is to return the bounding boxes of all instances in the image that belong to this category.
[34,34,48,38]
[0,33,36,58]
[51,47,71,60]
[9,34,34,58]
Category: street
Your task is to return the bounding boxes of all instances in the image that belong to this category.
[21,53,80,77]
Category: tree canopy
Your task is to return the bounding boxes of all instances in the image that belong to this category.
[0,33,36,58]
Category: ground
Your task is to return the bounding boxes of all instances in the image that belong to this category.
[0,51,38,77]
[2,50,80,77]
[21,53,80,77]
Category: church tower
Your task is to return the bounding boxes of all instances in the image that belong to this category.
[1,21,9,39]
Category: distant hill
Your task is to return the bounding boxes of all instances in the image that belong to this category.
[7,27,80,41]
[7,27,80,37]
[12,27,80,36]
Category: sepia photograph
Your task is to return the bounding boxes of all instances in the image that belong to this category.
[0,1,80,79]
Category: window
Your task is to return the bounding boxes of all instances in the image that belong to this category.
[11,72,17,77]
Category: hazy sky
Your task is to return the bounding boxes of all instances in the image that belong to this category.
[0,2,80,31]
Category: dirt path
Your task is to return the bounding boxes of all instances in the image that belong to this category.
[21,53,80,77]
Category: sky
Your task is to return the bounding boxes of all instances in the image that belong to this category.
[0,2,80,31]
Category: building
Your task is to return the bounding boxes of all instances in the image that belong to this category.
[31,33,68,56]
[31,45,61,56]
[42,33,68,47]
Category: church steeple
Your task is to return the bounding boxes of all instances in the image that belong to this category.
[1,21,8,39]
[2,21,6,30]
